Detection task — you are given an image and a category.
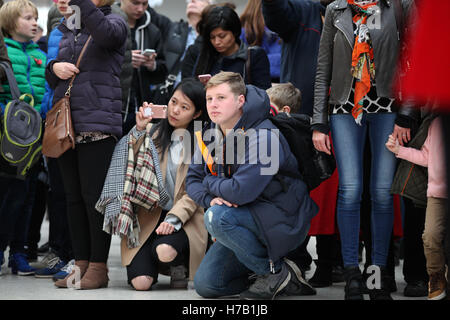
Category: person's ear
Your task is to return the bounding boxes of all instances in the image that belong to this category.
[281,105,291,114]
[238,94,245,109]
[193,110,202,120]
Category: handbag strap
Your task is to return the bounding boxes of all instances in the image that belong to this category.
[0,61,21,100]
[65,35,92,97]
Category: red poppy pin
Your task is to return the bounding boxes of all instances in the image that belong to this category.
[32,56,42,66]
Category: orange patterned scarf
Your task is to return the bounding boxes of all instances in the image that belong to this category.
[348,0,378,124]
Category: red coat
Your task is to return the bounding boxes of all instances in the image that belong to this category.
[400,0,450,105]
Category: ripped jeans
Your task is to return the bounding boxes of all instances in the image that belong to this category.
[194,204,280,298]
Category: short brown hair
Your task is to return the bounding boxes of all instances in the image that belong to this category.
[206,71,246,97]
[96,0,115,7]
[0,0,38,37]
[266,82,302,113]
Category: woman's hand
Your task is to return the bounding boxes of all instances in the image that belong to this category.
[136,102,153,131]
[312,130,331,155]
[391,124,411,146]
[385,134,400,155]
[155,222,175,235]
[210,197,238,208]
[53,62,79,80]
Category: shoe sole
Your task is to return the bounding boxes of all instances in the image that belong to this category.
[284,258,315,292]
[35,274,57,278]
[428,291,447,300]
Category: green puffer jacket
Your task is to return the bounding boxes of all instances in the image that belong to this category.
[0,38,47,113]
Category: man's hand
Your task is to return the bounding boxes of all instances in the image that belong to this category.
[210,197,238,208]
[132,50,156,71]
[53,62,79,80]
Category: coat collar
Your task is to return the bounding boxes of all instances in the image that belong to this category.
[332,0,391,10]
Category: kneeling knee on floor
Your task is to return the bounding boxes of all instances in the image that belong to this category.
[132,275,153,291]
[156,244,178,263]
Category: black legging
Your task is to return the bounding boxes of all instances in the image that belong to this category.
[126,210,190,285]
[57,137,115,263]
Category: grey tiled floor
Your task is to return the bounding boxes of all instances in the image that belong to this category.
[0,219,426,300]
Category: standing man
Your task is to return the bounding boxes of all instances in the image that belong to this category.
[147,0,210,103]
[116,0,168,134]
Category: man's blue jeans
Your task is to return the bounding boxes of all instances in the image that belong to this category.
[194,204,279,298]
[330,113,397,267]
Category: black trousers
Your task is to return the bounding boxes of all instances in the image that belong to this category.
[57,137,115,263]
[402,197,428,283]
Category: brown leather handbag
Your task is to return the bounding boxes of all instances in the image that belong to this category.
[42,36,92,158]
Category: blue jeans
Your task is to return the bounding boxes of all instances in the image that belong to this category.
[330,113,397,267]
[194,205,279,298]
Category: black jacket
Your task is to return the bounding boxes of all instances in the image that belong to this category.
[182,40,271,90]
[130,10,168,104]
[148,7,190,75]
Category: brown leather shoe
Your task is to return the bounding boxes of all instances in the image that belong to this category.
[55,260,89,288]
[78,262,109,290]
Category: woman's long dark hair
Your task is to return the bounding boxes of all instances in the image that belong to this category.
[152,78,209,160]
[195,5,242,76]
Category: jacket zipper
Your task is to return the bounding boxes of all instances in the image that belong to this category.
[334,21,355,104]
[400,163,415,196]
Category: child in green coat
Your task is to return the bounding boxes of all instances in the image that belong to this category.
[0,0,46,276]
[0,0,46,113]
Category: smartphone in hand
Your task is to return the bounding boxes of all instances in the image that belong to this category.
[198,74,212,85]
[144,105,167,118]
[142,49,156,57]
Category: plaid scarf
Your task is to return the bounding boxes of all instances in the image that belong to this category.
[96,126,169,249]
[348,0,378,125]
[118,127,171,248]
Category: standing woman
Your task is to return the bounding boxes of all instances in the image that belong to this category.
[45,0,127,290]
[183,5,271,90]
[311,0,416,300]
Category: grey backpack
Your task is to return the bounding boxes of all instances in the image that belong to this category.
[0,61,42,179]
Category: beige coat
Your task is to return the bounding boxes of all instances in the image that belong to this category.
[121,133,207,280]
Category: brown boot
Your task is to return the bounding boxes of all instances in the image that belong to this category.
[428,271,447,300]
[55,260,89,288]
[78,262,109,290]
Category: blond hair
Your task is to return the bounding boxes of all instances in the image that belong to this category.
[0,0,38,37]
[266,82,302,113]
[206,72,246,97]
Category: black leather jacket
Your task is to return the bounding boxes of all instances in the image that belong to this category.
[312,0,417,132]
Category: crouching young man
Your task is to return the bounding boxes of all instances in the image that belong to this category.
[185,72,318,300]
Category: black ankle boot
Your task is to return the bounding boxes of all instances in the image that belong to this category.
[309,262,333,288]
[367,266,394,300]
[343,266,364,300]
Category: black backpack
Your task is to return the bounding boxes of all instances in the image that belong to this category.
[270,113,336,191]
[0,61,42,180]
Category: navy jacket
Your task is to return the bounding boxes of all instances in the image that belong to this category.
[186,85,318,264]
[46,1,127,138]
[262,0,325,116]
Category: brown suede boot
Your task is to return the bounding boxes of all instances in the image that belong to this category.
[55,260,89,288]
[78,262,109,290]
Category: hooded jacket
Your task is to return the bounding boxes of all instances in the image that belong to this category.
[186,85,318,265]
[46,0,127,138]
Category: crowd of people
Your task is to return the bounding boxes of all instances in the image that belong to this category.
[0,0,448,301]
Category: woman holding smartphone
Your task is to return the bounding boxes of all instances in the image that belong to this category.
[122,78,209,291]
[182,5,271,90]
